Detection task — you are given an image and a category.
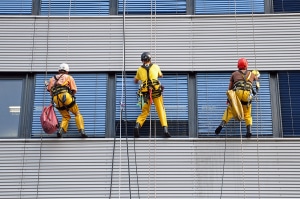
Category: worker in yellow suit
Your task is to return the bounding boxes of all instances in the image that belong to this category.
[215,58,260,138]
[134,52,171,138]
[47,63,88,138]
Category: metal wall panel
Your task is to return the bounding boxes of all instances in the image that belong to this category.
[32,73,108,138]
[197,72,272,137]
[1,138,300,198]
[0,14,300,72]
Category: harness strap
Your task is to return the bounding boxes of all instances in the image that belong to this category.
[140,64,162,99]
[51,74,76,110]
[56,98,76,110]
[234,70,253,91]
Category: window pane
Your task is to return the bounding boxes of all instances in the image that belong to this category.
[195,0,264,14]
[40,0,110,16]
[0,0,32,15]
[0,79,22,138]
[118,0,186,15]
[273,0,300,13]
[115,73,189,137]
[197,72,272,137]
[278,71,300,137]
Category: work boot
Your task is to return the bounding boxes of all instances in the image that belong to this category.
[245,125,252,138]
[134,123,140,138]
[79,129,88,138]
[215,120,226,135]
[163,126,171,138]
[57,127,64,138]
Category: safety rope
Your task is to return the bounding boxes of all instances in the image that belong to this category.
[250,0,261,197]
[219,125,228,199]
[147,1,158,198]
[239,122,246,198]
[22,7,38,199]
[65,0,72,62]
[287,72,294,135]
[36,0,52,198]
[108,1,140,198]
[233,1,246,198]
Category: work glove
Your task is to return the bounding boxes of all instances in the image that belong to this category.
[161,85,164,92]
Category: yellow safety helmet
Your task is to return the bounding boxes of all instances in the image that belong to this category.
[252,70,260,78]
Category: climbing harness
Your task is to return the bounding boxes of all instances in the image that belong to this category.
[137,64,163,109]
[50,74,76,111]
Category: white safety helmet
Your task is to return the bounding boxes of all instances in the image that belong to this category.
[58,63,69,72]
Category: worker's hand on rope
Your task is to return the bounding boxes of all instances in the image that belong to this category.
[161,85,164,92]
[44,80,49,87]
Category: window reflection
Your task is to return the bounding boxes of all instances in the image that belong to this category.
[0,80,22,138]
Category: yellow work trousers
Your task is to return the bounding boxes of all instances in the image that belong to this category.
[222,90,252,126]
[136,95,168,127]
[53,92,85,133]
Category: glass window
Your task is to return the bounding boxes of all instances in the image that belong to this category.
[40,0,110,16]
[0,0,32,15]
[32,73,108,138]
[197,72,272,137]
[278,71,300,137]
[0,79,23,138]
[195,0,264,14]
[115,73,189,138]
[273,0,300,13]
[118,0,186,15]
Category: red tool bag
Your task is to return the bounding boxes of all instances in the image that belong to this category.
[40,104,59,134]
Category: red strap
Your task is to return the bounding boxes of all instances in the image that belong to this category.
[149,88,153,104]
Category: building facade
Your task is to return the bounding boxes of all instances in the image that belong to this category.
[1,0,300,198]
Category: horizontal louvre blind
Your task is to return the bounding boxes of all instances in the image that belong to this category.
[278,71,300,137]
[0,0,32,15]
[118,0,186,14]
[273,0,300,13]
[32,73,108,138]
[197,72,272,137]
[40,0,110,15]
[115,72,188,137]
[195,0,264,14]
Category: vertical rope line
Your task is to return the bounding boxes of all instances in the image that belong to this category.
[148,1,154,198]
[250,1,261,198]
[234,0,239,58]
[66,0,72,62]
[153,1,157,198]
[219,128,227,199]
[251,0,257,69]
[234,1,245,197]
[287,72,294,135]
[23,5,38,199]
[36,0,51,198]
[118,1,127,197]
[239,122,246,199]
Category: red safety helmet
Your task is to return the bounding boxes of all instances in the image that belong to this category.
[237,58,248,70]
